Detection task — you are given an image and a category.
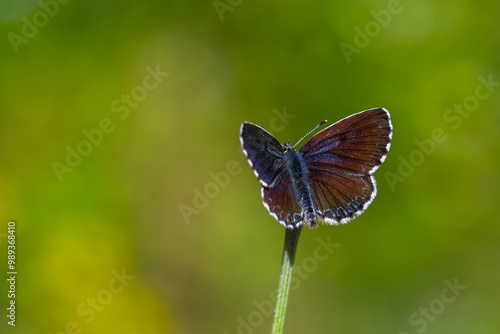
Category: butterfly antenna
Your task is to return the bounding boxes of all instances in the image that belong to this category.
[293,120,328,148]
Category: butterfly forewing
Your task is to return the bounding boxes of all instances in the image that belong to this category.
[300,108,392,175]
[240,122,286,187]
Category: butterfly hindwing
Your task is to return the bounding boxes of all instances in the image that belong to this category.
[261,171,304,228]
[309,168,376,224]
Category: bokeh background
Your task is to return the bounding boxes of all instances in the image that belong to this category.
[1,0,499,333]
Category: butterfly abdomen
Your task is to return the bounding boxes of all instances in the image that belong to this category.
[284,147,317,228]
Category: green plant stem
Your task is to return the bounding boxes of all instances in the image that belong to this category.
[271,226,302,334]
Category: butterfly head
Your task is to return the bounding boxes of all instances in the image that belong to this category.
[283,141,295,152]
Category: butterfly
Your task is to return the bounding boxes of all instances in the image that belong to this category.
[240,108,392,229]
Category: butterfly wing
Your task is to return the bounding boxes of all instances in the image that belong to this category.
[240,122,286,188]
[240,122,303,228]
[300,108,392,224]
[308,169,377,224]
[261,172,304,228]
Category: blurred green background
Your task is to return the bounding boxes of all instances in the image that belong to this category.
[0,0,499,333]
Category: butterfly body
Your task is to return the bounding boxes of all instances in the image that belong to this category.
[282,143,318,227]
[240,108,392,229]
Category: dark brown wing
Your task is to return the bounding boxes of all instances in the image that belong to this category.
[300,108,392,224]
[300,108,392,175]
[240,122,303,228]
[309,169,376,224]
[240,122,285,188]
[261,170,304,229]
